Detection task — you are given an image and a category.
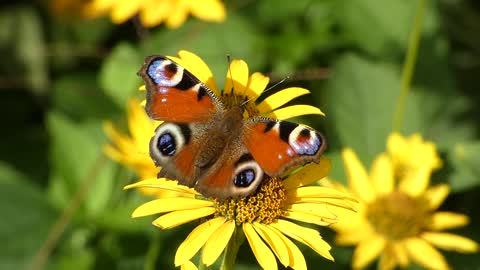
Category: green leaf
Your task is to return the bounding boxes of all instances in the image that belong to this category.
[52,72,120,120]
[100,43,142,108]
[322,53,399,165]
[47,112,115,217]
[0,163,57,269]
[447,141,480,192]
[335,0,438,56]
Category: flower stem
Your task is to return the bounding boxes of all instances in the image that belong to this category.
[220,225,245,270]
[393,0,427,132]
[26,154,107,270]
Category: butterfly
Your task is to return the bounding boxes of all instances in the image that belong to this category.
[137,55,327,199]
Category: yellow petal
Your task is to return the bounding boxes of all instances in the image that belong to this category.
[270,226,307,270]
[178,50,219,94]
[352,233,385,269]
[188,0,226,22]
[285,211,334,226]
[424,184,450,210]
[165,3,189,28]
[153,207,216,229]
[245,72,269,100]
[202,220,235,266]
[422,232,479,253]
[224,59,249,95]
[404,238,450,270]
[370,153,394,195]
[428,212,469,231]
[139,85,146,91]
[110,0,140,23]
[378,252,397,270]
[257,87,310,113]
[180,261,198,270]
[391,241,409,267]
[342,148,376,202]
[289,186,357,211]
[283,159,331,189]
[266,105,324,120]
[243,223,277,270]
[175,217,226,266]
[131,197,213,217]
[253,223,290,267]
[124,178,197,193]
[287,203,338,220]
[399,166,431,197]
[127,99,156,149]
[270,219,333,261]
[139,0,170,27]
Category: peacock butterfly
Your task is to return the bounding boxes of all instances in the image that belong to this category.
[137,55,327,199]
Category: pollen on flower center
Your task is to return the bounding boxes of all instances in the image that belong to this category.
[366,191,430,240]
[214,177,288,225]
[220,92,260,117]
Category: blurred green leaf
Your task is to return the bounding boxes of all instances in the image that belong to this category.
[47,112,115,217]
[335,0,440,56]
[52,72,120,120]
[0,163,57,269]
[15,6,48,94]
[322,53,399,164]
[448,141,480,192]
[101,43,142,108]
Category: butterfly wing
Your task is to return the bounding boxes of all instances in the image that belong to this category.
[138,55,225,123]
[243,118,327,177]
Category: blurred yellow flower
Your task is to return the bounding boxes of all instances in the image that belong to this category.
[126,160,356,269]
[329,147,478,270]
[84,0,226,28]
[387,132,442,179]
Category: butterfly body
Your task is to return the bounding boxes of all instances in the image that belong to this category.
[138,55,326,199]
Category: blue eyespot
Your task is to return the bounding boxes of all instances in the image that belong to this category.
[234,169,256,187]
[158,133,176,156]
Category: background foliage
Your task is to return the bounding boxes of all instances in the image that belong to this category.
[1,0,479,269]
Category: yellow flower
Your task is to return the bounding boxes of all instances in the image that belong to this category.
[329,148,478,270]
[126,161,356,269]
[104,99,158,180]
[387,132,442,179]
[125,50,352,268]
[84,0,226,28]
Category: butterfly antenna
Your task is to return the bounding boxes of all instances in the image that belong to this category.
[240,75,290,107]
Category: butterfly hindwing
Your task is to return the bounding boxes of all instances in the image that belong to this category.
[243,118,327,177]
[138,55,224,123]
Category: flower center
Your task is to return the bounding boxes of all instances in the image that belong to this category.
[366,191,430,240]
[220,92,260,117]
[214,177,288,225]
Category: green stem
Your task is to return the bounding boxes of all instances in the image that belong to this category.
[26,154,107,270]
[392,0,428,132]
[220,226,245,270]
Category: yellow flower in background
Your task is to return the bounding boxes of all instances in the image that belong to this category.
[329,147,478,270]
[126,161,356,269]
[387,132,442,179]
[84,0,226,28]
[104,99,158,180]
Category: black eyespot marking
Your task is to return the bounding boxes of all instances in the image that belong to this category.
[300,128,311,137]
[197,85,208,101]
[235,153,253,166]
[279,122,298,143]
[177,123,191,144]
[175,71,196,90]
[157,133,176,156]
[234,169,256,187]
[264,121,276,133]
[165,62,177,74]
